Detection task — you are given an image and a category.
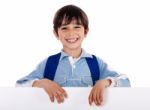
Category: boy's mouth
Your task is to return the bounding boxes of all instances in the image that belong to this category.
[66,38,79,43]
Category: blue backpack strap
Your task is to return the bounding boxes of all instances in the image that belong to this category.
[44,53,61,80]
[86,55,100,85]
[44,53,100,86]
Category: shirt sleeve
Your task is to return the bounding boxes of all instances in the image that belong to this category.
[16,58,48,87]
[15,79,39,87]
[96,57,131,87]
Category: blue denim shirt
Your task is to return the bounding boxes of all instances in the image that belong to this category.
[16,50,130,87]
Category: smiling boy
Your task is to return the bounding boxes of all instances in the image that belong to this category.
[16,4,130,106]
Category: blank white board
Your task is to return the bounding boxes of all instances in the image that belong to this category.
[0,87,150,110]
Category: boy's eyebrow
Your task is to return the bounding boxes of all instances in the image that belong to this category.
[60,24,68,26]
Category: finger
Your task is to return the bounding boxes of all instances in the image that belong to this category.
[56,90,65,103]
[49,93,55,102]
[93,88,99,106]
[54,83,68,98]
[44,88,55,102]
[58,87,68,98]
[54,89,66,104]
[53,91,61,103]
[88,89,94,105]
[96,89,101,106]
[99,88,105,104]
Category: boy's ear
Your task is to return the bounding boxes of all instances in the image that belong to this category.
[84,29,89,37]
[53,30,59,40]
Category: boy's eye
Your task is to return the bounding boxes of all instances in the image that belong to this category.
[74,26,81,29]
[61,27,67,30]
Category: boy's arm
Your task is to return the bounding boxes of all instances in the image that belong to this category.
[89,79,111,106]
[96,57,131,87]
[16,79,39,87]
[89,57,130,106]
[16,58,48,87]
[16,57,68,103]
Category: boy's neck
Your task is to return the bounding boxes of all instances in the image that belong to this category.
[63,48,82,58]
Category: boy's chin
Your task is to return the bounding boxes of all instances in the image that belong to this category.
[63,46,81,50]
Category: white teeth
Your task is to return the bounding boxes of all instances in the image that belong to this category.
[66,38,78,43]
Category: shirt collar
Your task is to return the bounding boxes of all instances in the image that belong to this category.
[59,49,93,61]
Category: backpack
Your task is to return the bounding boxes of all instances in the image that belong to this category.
[44,52,100,85]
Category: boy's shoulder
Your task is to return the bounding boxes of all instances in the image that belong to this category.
[48,52,61,58]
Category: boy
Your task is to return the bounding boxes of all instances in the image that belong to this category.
[16,4,130,106]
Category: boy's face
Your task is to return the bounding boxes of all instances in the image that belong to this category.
[54,20,88,51]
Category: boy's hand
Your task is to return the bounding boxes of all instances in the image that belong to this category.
[32,79,68,103]
[88,79,111,106]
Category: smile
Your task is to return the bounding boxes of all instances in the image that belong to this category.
[66,38,79,43]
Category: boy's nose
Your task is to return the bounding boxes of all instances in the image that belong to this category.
[68,29,76,36]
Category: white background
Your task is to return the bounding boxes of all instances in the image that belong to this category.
[0,0,150,87]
